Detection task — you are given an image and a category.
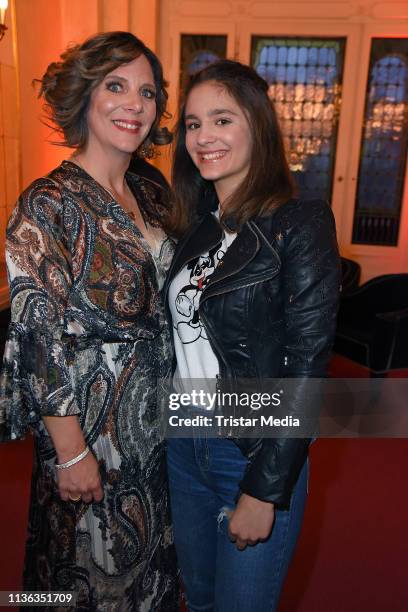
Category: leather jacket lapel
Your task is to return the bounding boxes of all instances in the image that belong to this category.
[165,214,282,301]
[203,221,281,298]
[205,223,260,286]
[166,213,222,286]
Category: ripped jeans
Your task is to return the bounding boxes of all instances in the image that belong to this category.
[167,436,308,612]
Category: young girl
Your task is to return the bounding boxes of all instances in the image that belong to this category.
[165,60,341,611]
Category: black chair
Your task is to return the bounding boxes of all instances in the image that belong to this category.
[334,274,408,376]
[340,257,361,295]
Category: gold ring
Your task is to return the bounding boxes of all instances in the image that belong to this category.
[69,494,81,502]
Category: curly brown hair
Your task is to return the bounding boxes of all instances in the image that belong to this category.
[37,31,171,154]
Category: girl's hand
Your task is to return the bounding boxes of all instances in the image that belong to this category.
[228,493,275,550]
[56,451,103,504]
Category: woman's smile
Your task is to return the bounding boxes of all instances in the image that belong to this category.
[111,119,142,133]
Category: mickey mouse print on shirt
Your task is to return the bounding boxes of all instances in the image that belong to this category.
[173,240,224,344]
[168,222,237,381]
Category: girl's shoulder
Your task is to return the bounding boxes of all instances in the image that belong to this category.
[257,198,336,237]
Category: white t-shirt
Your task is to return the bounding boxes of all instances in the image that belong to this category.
[168,216,237,383]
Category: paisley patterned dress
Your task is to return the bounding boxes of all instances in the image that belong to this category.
[0,161,179,611]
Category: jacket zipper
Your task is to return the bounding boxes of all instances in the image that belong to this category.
[198,308,235,436]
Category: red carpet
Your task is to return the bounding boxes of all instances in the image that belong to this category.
[0,355,407,611]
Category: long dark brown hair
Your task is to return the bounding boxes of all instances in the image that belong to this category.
[170,60,294,236]
[37,31,171,154]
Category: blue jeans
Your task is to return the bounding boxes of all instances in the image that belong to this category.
[167,437,308,612]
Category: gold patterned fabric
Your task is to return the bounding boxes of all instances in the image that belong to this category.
[0,161,179,611]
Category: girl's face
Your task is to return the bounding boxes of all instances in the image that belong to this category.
[86,54,157,157]
[184,81,253,200]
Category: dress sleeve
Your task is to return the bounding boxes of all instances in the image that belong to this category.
[0,179,80,441]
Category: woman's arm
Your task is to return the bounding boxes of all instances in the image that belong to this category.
[1,179,102,502]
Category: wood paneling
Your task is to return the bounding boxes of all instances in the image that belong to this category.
[372,2,408,19]
[249,2,357,19]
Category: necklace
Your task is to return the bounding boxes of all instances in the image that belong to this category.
[69,155,151,236]
[70,156,130,202]
[69,157,161,270]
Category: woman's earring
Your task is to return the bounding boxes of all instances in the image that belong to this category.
[137,141,155,159]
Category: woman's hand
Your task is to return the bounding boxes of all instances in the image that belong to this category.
[42,415,103,504]
[56,451,103,504]
[228,493,275,550]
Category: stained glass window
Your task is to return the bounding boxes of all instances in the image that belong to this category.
[179,35,227,99]
[251,37,346,202]
[352,38,408,246]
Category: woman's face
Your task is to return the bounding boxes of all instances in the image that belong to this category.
[184,81,253,199]
[86,54,157,157]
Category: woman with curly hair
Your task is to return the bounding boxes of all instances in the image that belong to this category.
[0,31,178,611]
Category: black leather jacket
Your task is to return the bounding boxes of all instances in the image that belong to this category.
[164,198,341,506]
